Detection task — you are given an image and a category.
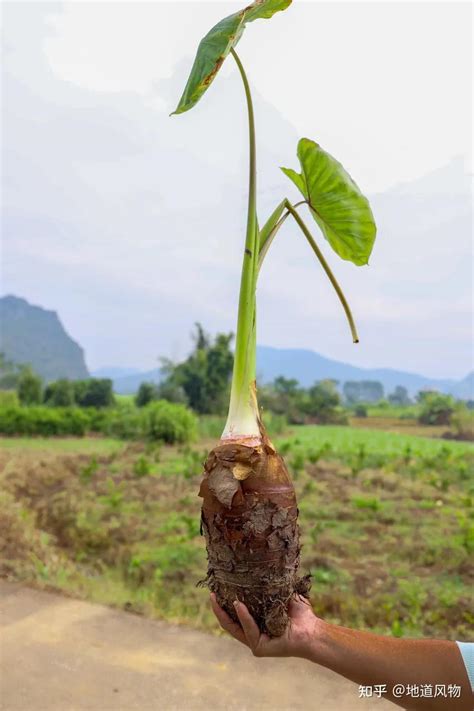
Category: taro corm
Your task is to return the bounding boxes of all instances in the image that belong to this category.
[172,0,377,636]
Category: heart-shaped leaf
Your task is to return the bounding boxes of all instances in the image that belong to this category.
[281,138,376,266]
[172,0,291,115]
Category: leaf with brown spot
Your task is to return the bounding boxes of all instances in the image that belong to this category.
[172,0,291,115]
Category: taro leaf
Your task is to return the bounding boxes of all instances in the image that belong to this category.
[281,138,376,266]
[172,0,291,115]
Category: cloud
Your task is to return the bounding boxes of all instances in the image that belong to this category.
[2,2,472,378]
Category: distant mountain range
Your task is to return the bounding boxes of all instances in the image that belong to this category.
[1,294,471,399]
[93,346,473,400]
[0,295,89,381]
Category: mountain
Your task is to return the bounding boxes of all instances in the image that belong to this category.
[91,367,162,394]
[91,366,142,379]
[0,295,89,381]
[255,346,472,398]
[96,347,472,399]
[449,371,474,401]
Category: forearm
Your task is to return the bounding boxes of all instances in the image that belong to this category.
[303,621,471,711]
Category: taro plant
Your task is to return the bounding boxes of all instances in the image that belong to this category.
[173,0,376,636]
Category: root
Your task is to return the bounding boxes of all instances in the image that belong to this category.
[198,440,311,637]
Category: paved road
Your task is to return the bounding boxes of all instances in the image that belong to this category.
[0,582,394,711]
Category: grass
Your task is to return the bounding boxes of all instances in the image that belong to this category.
[1,424,472,640]
[281,425,474,456]
[0,437,125,455]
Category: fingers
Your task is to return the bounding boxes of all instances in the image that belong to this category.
[210,593,247,646]
[233,601,264,653]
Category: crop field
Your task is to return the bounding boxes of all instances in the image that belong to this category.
[1,424,472,641]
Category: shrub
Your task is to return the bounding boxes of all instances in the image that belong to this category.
[0,390,19,407]
[142,401,197,444]
[448,405,474,442]
[135,382,157,407]
[133,455,151,478]
[101,405,143,439]
[74,379,115,408]
[17,368,42,405]
[418,393,455,426]
[44,379,75,407]
[354,404,368,418]
[0,406,90,436]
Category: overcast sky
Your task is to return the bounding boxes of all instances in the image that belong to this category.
[2,1,473,378]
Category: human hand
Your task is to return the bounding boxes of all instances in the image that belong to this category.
[210,593,324,659]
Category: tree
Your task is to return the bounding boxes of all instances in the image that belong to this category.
[135,382,158,407]
[259,376,306,423]
[343,380,384,404]
[418,392,455,425]
[44,379,75,407]
[17,367,42,405]
[304,379,342,423]
[160,324,234,414]
[388,385,411,406]
[0,353,21,389]
[74,378,115,408]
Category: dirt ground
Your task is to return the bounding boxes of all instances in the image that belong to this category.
[0,581,395,711]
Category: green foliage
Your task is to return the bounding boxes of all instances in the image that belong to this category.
[449,405,474,441]
[74,379,115,408]
[172,0,291,114]
[101,404,143,440]
[80,456,99,483]
[281,138,376,265]
[142,401,197,444]
[260,376,345,425]
[17,367,42,405]
[0,353,21,389]
[305,380,344,423]
[0,406,90,436]
[343,380,384,404]
[135,382,157,408]
[354,404,368,418]
[0,390,19,407]
[418,392,455,425]
[44,379,75,407]
[133,455,151,478]
[388,385,411,406]
[160,324,233,414]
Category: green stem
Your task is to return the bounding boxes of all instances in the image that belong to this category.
[258,200,307,270]
[222,49,260,440]
[285,201,359,343]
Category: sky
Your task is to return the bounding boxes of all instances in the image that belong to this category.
[1,1,473,378]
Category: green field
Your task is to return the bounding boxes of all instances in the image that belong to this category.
[1,424,472,641]
[279,424,474,456]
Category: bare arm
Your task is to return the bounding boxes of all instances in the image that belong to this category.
[211,594,472,711]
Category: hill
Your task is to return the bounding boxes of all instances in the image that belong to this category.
[0,295,89,381]
[94,347,471,399]
[256,346,471,398]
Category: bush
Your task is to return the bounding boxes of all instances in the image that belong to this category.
[0,391,19,407]
[448,405,474,441]
[17,368,42,405]
[142,401,197,444]
[0,400,196,443]
[135,382,157,408]
[101,405,143,440]
[354,404,368,418]
[44,379,75,407]
[0,406,91,436]
[74,379,115,408]
[418,393,455,426]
